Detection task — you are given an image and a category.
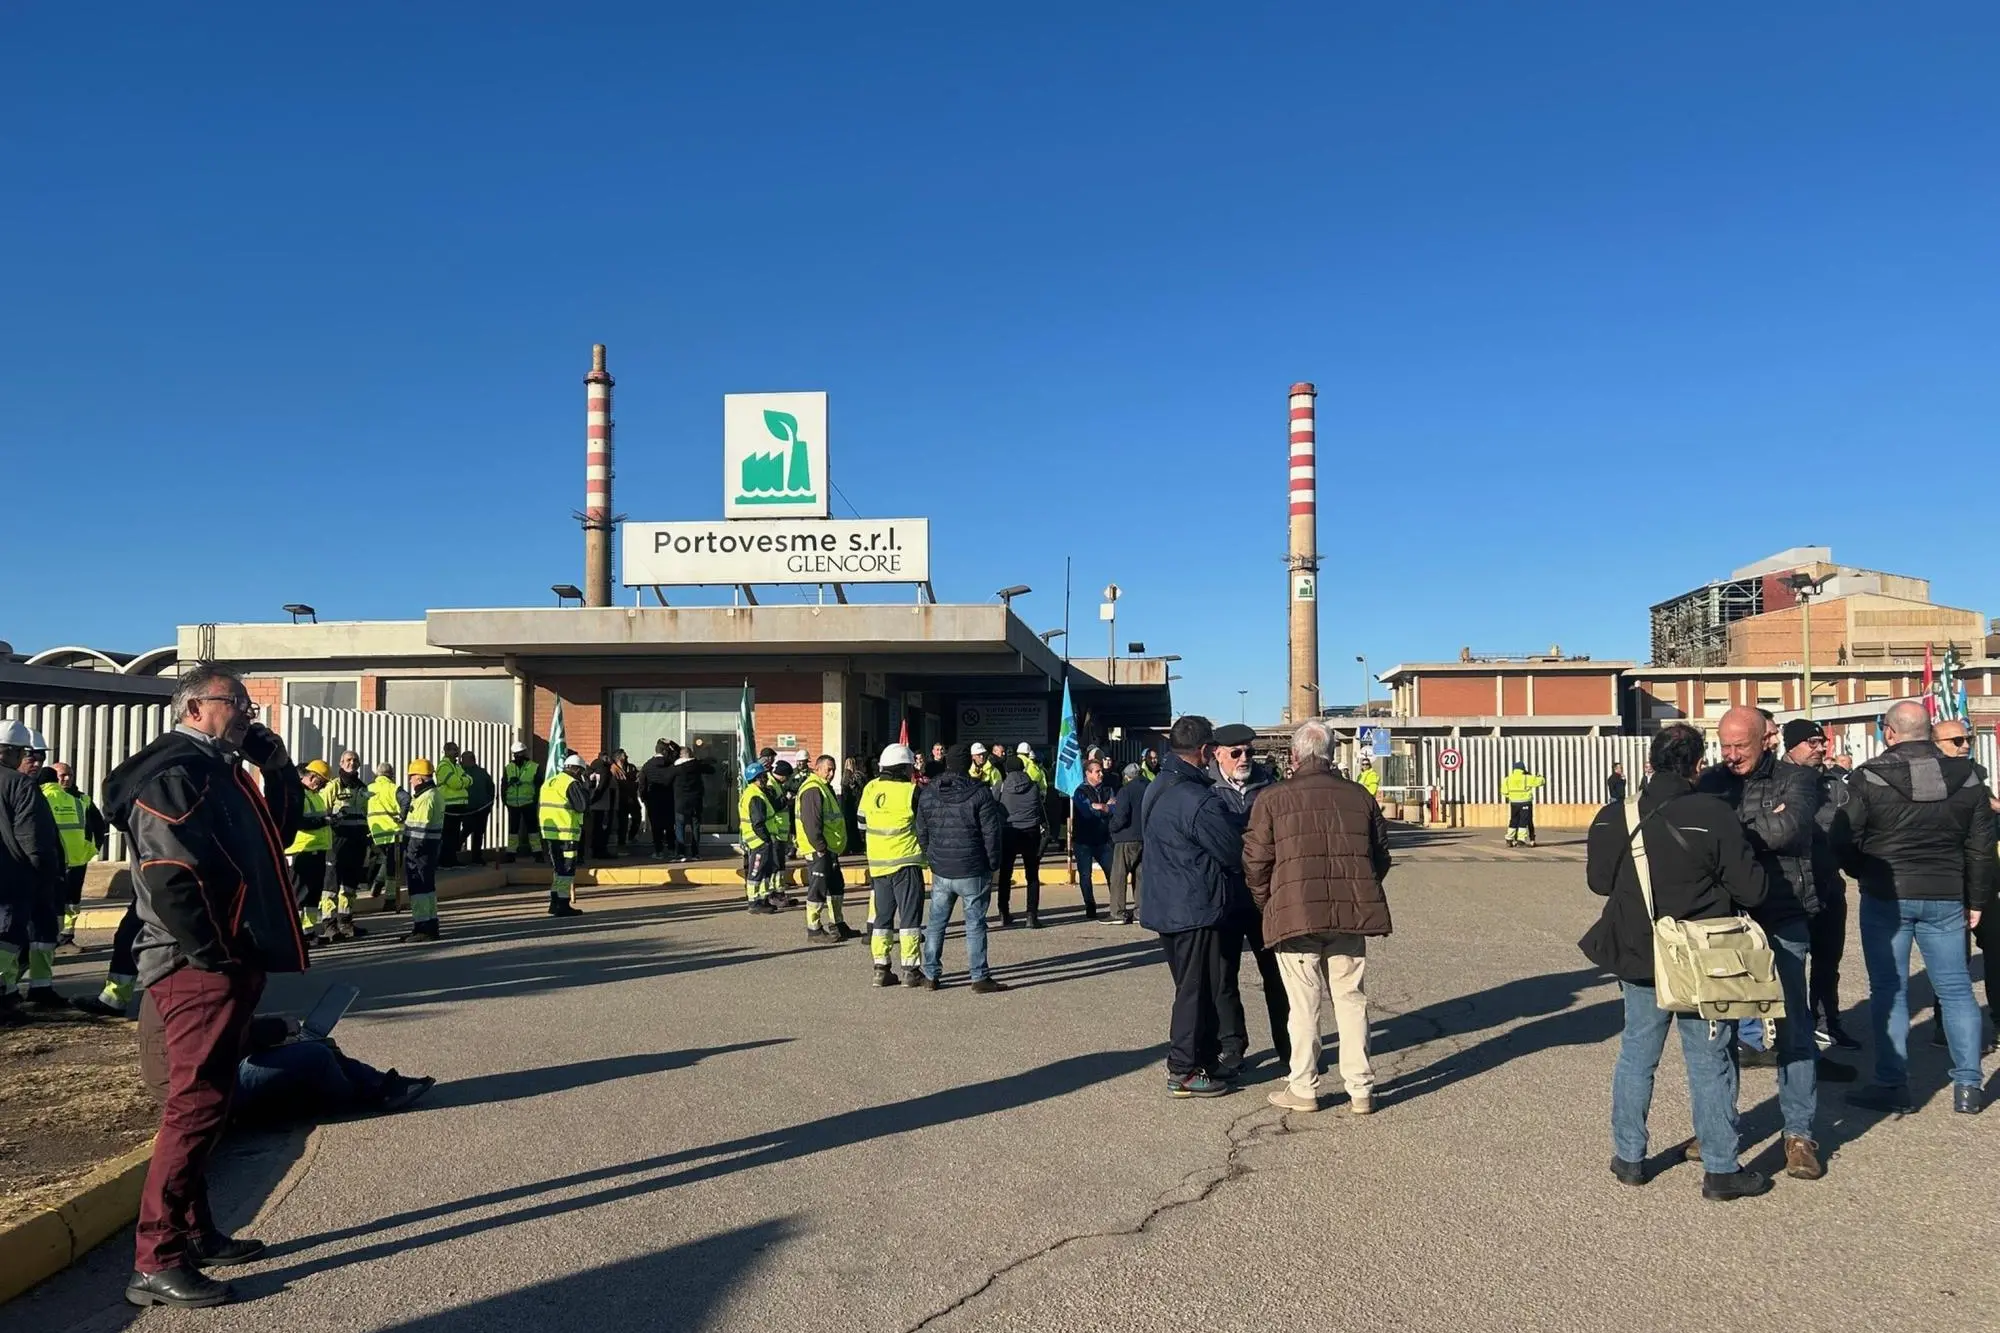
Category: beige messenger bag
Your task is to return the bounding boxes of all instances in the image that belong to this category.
[1624,799,1784,1022]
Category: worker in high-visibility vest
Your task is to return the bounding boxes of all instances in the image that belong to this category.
[539,753,588,917]
[862,744,928,986]
[42,761,105,945]
[1500,761,1545,847]
[435,741,472,867]
[796,755,854,942]
[286,760,335,939]
[971,743,1004,789]
[503,741,544,861]
[1016,743,1049,796]
[1357,758,1381,799]
[366,761,409,911]
[403,758,444,939]
[322,750,371,941]
[738,763,790,915]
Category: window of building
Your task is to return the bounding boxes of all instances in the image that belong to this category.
[1811,687,1837,710]
[1864,683,1891,702]
[608,688,748,830]
[1701,684,1731,717]
[285,679,358,711]
[379,677,512,723]
[1756,681,1783,705]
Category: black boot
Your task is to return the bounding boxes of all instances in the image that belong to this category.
[126,1267,233,1308]
[187,1233,267,1267]
[1701,1169,1771,1202]
[548,894,582,917]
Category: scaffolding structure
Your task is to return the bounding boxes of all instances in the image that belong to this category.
[1649,576,1765,667]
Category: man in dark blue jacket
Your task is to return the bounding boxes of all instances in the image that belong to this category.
[1139,716,1244,1098]
[915,745,1008,991]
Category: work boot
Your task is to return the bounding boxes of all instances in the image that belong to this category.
[746,899,778,916]
[833,923,860,941]
[1026,915,1044,929]
[1783,1135,1824,1180]
[1609,1157,1647,1187]
[768,892,797,910]
[900,966,924,989]
[1214,1051,1244,1080]
[26,987,70,1010]
[548,896,582,918]
[126,1267,232,1309]
[408,920,441,941]
[1954,1085,1984,1115]
[969,977,1010,994]
[871,965,899,988]
[915,973,940,991]
[72,994,132,1019]
[186,1233,267,1268]
[1701,1170,1771,1202]
[1848,1084,1916,1115]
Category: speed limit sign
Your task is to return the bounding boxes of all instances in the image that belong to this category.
[1437,748,1463,772]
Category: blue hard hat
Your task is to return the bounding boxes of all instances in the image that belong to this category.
[744,763,766,781]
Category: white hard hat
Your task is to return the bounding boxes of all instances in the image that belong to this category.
[969,742,987,756]
[0,720,33,747]
[562,753,585,770]
[1016,742,1033,755]
[511,741,529,754]
[28,729,48,751]
[879,743,917,769]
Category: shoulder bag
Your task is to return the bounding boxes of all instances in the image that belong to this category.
[1625,798,1784,1021]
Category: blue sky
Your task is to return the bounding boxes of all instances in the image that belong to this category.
[4,2,1996,720]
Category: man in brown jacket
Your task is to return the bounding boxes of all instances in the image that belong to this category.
[1243,719,1393,1115]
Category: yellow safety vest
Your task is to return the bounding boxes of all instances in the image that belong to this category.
[739,782,781,848]
[861,778,925,876]
[40,784,96,868]
[1359,769,1381,797]
[329,776,370,831]
[1500,771,1543,804]
[796,774,848,856]
[366,776,405,845]
[504,760,541,807]
[405,784,445,842]
[436,757,471,808]
[540,772,584,843]
[979,762,1004,789]
[1021,756,1049,794]
[286,787,333,854]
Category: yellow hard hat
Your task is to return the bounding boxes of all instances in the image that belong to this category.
[408,758,435,777]
[303,760,331,778]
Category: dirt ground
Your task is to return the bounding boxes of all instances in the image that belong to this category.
[0,1010,155,1228]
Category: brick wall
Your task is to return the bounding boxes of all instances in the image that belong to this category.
[1535,674,1615,716]
[1422,675,1498,716]
[1500,676,1529,716]
[245,676,283,729]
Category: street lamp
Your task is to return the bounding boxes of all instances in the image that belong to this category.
[1038,628,1066,645]
[1356,655,1369,715]
[1100,583,1121,684]
[1238,689,1249,723]
[551,583,584,607]
[1787,572,1827,717]
[996,584,1032,610]
[283,603,317,625]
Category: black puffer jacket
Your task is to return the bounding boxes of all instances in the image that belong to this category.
[670,756,711,815]
[1695,753,1820,925]
[914,773,1005,878]
[1581,774,1769,983]
[996,772,1043,831]
[0,766,62,899]
[1837,740,1997,911]
[1808,766,1852,902]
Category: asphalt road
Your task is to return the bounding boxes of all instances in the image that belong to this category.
[9,850,1996,1333]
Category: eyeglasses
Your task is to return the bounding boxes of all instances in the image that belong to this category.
[1938,736,1971,748]
[1219,746,1251,758]
[192,694,257,715]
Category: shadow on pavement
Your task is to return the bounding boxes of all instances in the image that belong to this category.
[373,1217,797,1333]
[417,1041,792,1112]
[244,1044,1166,1294]
[1375,967,1623,1105]
[997,938,1161,990]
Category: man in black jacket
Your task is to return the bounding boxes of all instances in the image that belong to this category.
[585,754,618,859]
[102,666,311,1308]
[671,743,712,860]
[640,740,676,858]
[1107,763,1146,925]
[1840,701,1997,1115]
[0,719,65,1023]
[1583,723,1772,1201]
[1208,722,1290,1073]
[915,745,1008,991]
[1695,705,1824,1178]
[1780,718,1860,1050]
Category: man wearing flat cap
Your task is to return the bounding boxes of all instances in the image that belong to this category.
[1206,723,1291,1073]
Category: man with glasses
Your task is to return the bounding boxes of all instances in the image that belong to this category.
[101,665,309,1307]
[1841,702,1995,1116]
[1208,723,1291,1073]
[1927,719,1998,1054]
[1781,719,1861,1052]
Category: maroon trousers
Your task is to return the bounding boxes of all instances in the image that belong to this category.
[134,965,264,1273]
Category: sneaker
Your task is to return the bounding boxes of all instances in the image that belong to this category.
[1954,1085,1984,1115]
[1736,1045,1778,1068]
[900,967,924,989]
[969,977,1009,994]
[915,973,940,991]
[72,995,132,1019]
[1609,1157,1647,1187]
[1026,915,1043,929]
[1348,1094,1376,1116]
[1783,1135,1824,1181]
[1848,1084,1915,1115]
[1822,1021,1862,1051]
[1119,911,1135,926]
[1701,1169,1771,1202]
[379,1073,438,1114]
[871,966,900,988]
[1170,1072,1233,1099]
[1267,1088,1319,1113]
[746,899,778,916]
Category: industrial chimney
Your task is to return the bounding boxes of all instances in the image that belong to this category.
[583,344,615,606]
[1286,383,1319,725]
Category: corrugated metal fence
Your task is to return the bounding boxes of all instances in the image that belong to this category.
[2,701,174,863]
[277,706,516,846]
[1420,736,1653,805]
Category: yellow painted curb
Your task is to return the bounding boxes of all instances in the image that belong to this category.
[0,1138,154,1305]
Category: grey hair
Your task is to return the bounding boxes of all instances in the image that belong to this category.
[1122,763,1141,780]
[1881,699,1932,742]
[1291,719,1335,765]
[373,761,396,778]
[171,664,243,720]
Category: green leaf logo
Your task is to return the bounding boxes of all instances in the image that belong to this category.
[763,411,798,445]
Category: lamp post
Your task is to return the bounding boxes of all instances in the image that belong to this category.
[1787,572,1825,718]
[1100,583,1121,684]
[1356,655,1368,714]
[1238,689,1248,724]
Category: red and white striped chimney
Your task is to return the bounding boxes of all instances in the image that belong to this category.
[1287,382,1319,724]
[583,344,615,607]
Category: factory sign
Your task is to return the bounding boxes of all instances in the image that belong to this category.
[956,699,1049,745]
[724,392,829,519]
[1293,573,1316,602]
[622,518,930,586]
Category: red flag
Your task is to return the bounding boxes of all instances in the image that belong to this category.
[1923,643,1938,720]
[898,718,909,746]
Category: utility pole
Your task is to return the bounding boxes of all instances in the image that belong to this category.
[1238,689,1248,723]
[1101,584,1121,685]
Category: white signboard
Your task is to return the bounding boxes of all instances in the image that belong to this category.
[724,392,828,519]
[956,699,1049,745]
[622,518,930,585]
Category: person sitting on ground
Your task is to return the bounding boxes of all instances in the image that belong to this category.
[1582,722,1772,1202]
[140,1005,434,1127]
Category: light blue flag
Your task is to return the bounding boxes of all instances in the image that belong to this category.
[1053,677,1084,797]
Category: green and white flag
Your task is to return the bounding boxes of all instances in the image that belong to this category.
[548,697,569,774]
[736,680,756,777]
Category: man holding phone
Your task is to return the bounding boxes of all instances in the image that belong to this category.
[103,666,312,1309]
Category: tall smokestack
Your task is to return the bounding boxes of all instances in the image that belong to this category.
[1286,382,1319,724]
[583,344,614,607]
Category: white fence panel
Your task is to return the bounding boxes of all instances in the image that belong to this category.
[277,706,516,847]
[1420,735,1652,805]
[2,700,173,863]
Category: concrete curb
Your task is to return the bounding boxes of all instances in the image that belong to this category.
[0,1139,153,1305]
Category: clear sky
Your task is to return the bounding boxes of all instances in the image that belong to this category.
[5,2,1996,721]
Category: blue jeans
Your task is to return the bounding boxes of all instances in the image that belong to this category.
[1074,842,1110,911]
[923,875,992,981]
[235,1040,387,1125]
[1612,982,1741,1174]
[1859,895,1983,1089]
[1766,919,1817,1140]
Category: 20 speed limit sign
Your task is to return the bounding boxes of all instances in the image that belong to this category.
[1437,749,1463,771]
